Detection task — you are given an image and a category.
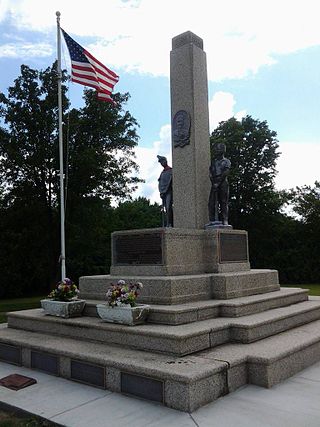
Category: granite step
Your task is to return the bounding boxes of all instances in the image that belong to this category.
[1,317,320,412]
[83,287,309,325]
[195,313,320,393]
[79,269,280,304]
[0,324,228,412]
[6,299,320,356]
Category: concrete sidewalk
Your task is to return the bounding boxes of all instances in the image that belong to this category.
[0,360,320,427]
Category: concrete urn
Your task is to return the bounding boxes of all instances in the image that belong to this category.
[96,304,150,326]
[41,299,86,318]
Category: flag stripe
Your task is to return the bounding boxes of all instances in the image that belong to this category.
[61,28,119,103]
[84,50,119,80]
[72,60,118,85]
[97,93,112,102]
[71,76,101,90]
[72,70,114,92]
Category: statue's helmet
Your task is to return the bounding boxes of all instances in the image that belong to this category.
[157,155,167,163]
[213,143,226,154]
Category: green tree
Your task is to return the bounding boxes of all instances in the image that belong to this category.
[0,63,69,210]
[112,197,162,231]
[66,89,141,204]
[0,62,68,297]
[287,182,320,283]
[291,181,320,225]
[0,63,141,297]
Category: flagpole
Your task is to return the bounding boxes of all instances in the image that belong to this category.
[56,11,66,279]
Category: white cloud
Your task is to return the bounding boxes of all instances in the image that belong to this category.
[276,141,320,190]
[0,0,11,21]
[0,42,52,58]
[209,91,246,131]
[134,124,172,203]
[2,0,320,81]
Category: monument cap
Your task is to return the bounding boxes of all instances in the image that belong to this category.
[172,31,203,50]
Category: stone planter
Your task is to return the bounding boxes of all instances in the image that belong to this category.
[41,299,86,318]
[96,304,150,326]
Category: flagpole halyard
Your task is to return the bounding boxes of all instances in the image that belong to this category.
[56,11,66,280]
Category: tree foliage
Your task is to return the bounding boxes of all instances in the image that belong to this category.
[0,63,68,210]
[112,197,162,231]
[291,181,320,225]
[287,182,320,283]
[0,62,141,297]
[66,89,141,204]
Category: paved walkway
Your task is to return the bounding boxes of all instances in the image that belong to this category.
[0,360,320,426]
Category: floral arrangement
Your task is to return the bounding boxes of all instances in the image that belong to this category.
[47,278,80,302]
[105,280,143,307]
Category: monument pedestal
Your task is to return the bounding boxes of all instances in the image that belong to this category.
[110,227,250,276]
[80,227,279,304]
[80,269,279,305]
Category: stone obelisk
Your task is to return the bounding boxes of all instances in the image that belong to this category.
[170,31,211,229]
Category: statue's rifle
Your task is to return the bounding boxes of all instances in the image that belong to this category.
[161,196,165,227]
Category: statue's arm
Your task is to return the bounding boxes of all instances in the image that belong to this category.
[218,159,231,182]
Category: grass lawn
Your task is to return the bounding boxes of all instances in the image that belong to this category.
[282,284,320,296]
[0,296,44,324]
[0,409,55,426]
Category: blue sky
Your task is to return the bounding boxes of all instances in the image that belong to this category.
[1,0,320,203]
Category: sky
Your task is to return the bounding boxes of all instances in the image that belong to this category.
[1,0,320,204]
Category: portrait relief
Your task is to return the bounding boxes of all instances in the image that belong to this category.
[172,110,191,148]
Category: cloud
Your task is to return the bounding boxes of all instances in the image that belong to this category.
[0,42,52,58]
[276,141,320,190]
[2,0,320,80]
[209,91,246,131]
[134,124,171,203]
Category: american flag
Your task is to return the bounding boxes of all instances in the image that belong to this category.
[61,29,119,103]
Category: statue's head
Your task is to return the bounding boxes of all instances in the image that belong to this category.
[157,155,167,167]
[213,143,226,156]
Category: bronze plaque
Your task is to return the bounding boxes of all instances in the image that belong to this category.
[71,360,105,389]
[172,110,191,148]
[121,372,164,403]
[219,233,248,263]
[31,351,59,375]
[114,233,163,265]
[0,343,21,366]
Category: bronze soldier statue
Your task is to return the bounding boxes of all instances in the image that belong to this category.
[207,143,232,228]
[157,155,173,227]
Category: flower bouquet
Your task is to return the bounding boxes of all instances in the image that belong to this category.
[41,278,86,318]
[105,279,143,307]
[47,278,80,302]
[96,279,150,325]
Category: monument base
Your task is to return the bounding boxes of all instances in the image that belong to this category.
[80,270,280,304]
[205,221,233,230]
[110,227,250,277]
[84,227,278,304]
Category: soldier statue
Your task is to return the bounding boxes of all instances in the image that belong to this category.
[157,155,173,227]
[207,143,232,228]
